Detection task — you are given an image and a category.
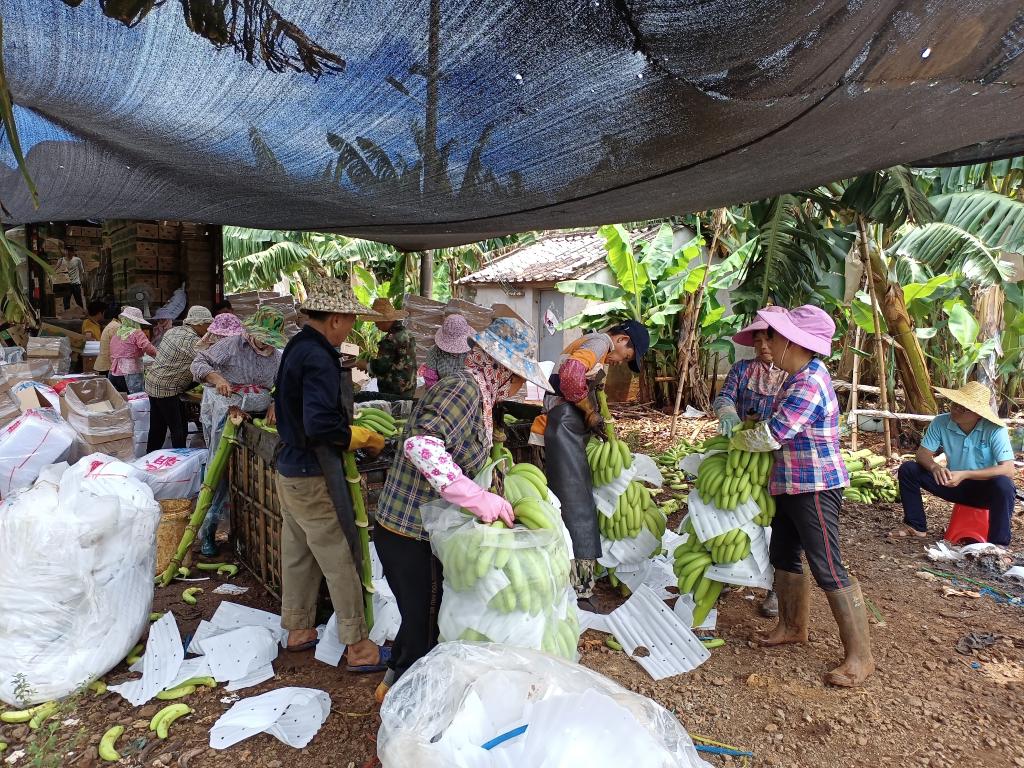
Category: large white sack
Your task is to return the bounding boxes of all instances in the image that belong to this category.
[132,448,207,500]
[0,454,160,705]
[0,409,76,498]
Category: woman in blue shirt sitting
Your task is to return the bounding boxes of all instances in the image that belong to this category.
[892,381,1017,545]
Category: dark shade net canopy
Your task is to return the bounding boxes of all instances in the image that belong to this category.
[0,0,1022,249]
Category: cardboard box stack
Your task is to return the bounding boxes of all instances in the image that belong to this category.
[64,224,103,274]
[182,222,218,309]
[60,378,135,461]
[106,220,183,308]
[27,336,72,375]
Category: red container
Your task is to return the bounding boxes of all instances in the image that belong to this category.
[943,504,989,545]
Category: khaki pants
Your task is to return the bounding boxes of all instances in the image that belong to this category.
[276,474,368,645]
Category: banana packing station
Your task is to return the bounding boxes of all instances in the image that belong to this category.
[0,1,1023,766]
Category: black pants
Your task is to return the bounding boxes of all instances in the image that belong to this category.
[544,402,601,559]
[769,488,851,592]
[374,524,443,682]
[898,461,1014,545]
[147,395,187,453]
[106,372,127,393]
[62,284,83,310]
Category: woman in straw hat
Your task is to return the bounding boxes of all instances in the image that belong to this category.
[109,306,157,394]
[730,305,874,687]
[422,313,473,389]
[892,381,1016,545]
[715,306,788,617]
[373,316,553,702]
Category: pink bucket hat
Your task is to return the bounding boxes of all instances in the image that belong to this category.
[757,304,835,356]
[435,314,473,354]
[732,305,787,347]
[207,312,244,337]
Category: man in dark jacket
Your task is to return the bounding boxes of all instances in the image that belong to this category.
[273,276,388,670]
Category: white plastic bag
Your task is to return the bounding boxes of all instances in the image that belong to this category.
[421,469,579,660]
[0,454,160,704]
[0,409,77,497]
[132,448,207,500]
[377,642,711,768]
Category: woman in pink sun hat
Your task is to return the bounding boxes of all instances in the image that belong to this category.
[422,313,473,390]
[729,304,874,688]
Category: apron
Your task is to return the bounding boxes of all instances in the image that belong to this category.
[544,402,601,560]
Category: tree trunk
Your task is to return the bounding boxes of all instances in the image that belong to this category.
[974,284,1004,405]
[865,246,938,415]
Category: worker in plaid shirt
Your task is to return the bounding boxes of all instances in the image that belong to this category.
[730,305,873,689]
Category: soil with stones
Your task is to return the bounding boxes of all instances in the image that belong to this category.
[6,415,1023,768]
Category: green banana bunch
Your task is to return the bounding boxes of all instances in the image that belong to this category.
[843,465,898,503]
[353,407,398,437]
[673,548,712,593]
[597,480,666,542]
[674,516,706,555]
[751,485,777,526]
[693,447,773,511]
[540,612,581,660]
[704,528,752,564]
[585,437,633,487]
[691,575,724,628]
[656,439,705,467]
[841,448,887,473]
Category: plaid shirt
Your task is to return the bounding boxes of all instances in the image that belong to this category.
[425,345,466,379]
[144,325,201,398]
[713,359,784,422]
[767,358,849,495]
[375,371,489,540]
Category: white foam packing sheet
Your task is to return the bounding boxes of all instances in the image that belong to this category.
[686,489,761,542]
[706,557,774,590]
[629,453,664,487]
[209,686,330,750]
[314,617,345,667]
[598,528,660,569]
[678,449,724,477]
[198,626,279,684]
[110,612,185,706]
[614,556,678,600]
[604,585,710,680]
[577,609,611,634]
[592,464,638,516]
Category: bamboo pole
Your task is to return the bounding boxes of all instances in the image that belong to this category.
[850,407,1024,425]
[342,451,375,629]
[158,413,243,587]
[857,218,892,459]
[849,325,863,452]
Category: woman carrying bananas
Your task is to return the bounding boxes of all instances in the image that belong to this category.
[535,321,649,599]
[714,306,787,617]
[728,305,874,688]
[373,316,553,702]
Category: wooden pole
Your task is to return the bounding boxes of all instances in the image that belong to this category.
[670,211,724,439]
[857,217,892,458]
[849,325,863,452]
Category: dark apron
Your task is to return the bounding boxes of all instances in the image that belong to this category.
[544,402,601,560]
[311,445,363,577]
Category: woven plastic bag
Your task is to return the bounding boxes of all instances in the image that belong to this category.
[421,466,579,660]
[377,642,712,768]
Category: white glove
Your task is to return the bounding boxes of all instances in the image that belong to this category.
[717,407,741,437]
[729,421,781,453]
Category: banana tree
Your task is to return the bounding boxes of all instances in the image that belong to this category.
[556,223,705,403]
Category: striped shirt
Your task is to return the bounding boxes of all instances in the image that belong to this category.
[375,371,489,540]
[767,358,849,495]
[190,335,281,390]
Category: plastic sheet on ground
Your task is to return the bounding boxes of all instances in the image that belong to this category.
[1003,566,1024,585]
[926,541,1008,563]
[190,602,287,654]
[613,555,678,600]
[377,642,711,768]
[197,626,279,683]
[0,456,159,705]
[604,585,710,680]
[0,409,77,497]
[110,613,185,706]
[210,687,331,750]
[686,489,761,543]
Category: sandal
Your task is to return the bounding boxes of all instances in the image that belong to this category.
[888,524,927,539]
[284,634,319,652]
[347,644,392,673]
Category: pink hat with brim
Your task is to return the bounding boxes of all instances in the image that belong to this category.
[732,306,787,347]
[757,304,835,356]
[435,314,473,354]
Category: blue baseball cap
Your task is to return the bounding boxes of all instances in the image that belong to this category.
[611,319,650,373]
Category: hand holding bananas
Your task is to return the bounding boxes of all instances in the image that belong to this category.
[576,396,606,438]
[442,475,515,526]
[353,406,400,437]
[717,406,741,437]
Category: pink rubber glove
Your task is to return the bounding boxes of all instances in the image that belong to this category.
[440,475,515,526]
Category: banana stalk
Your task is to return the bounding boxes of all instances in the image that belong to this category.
[596,388,616,441]
[342,451,374,629]
[157,413,243,587]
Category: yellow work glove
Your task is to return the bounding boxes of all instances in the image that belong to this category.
[348,425,385,456]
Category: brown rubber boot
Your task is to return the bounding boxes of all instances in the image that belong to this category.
[757,570,809,646]
[824,580,875,687]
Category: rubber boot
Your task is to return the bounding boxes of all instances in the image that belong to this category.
[757,570,809,646]
[824,580,875,687]
[759,590,779,618]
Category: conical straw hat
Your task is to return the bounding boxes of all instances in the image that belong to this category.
[933,381,1005,427]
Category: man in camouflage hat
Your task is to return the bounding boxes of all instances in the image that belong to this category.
[273,276,390,671]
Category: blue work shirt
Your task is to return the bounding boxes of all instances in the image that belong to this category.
[921,413,1014,471]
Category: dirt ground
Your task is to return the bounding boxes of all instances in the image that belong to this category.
[6,414,1024,768]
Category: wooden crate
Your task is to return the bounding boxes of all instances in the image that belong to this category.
[67,225,102,238]
[228,421,393,599]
